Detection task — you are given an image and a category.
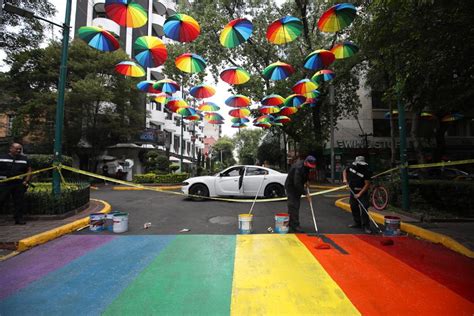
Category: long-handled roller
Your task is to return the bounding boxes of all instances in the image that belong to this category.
[306,187,331,249]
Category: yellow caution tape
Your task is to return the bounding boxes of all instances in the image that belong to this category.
[0,166,56,184]
[408,159,474,169]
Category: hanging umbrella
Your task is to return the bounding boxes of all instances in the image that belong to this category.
[331,41,359,59]
[420,112,435,120]
[198,102,220,112]
[175,53,206,73]
[231,117,250,124]
[137,80,161,93]
[189,84,215,99]
[115,61,145,77]
[153,79,180,94]
[303,49,335,71]
[185,113,202,121]
[163,13,200,42]
[105,0,147,28]
[284,94,306,107]
[229,108,251,118]
[311,69,336,84]
[261,94,285,106]
[279,106,298,116]
[266,16,303,44]
[317,3,357,33]
[133,36,167,68]
[232,123,248,129]
[255,115,274,123]
[225,95,251,108]
[441,113,464,122]
[219,67,251,85]
[384,110,399,119]
[176,107,196,117]
[154,92,170,104]
[207,120,225,125]
[78,26,120,52]
[292,79,319,95]
[259,106,280,115]
[166,97,189,112]
[205,112,224,121]
[254,122,271,129]
[220,18,253,48]
[274,115,291,124]
[262,61,295,80]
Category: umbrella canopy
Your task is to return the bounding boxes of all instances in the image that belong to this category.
[292,79,319,95]
[279,106,298,116]
[311,69,336,84]
[420,112,435,120]
[198,102,220,112]
[153,79,180,94]
[189,84,215,99]
[225,95,251,108]
[166,97,189,112]
[204,112,224,121]
[317,3,357,33]
[164,13,200,42]
[176,107,196,117]
[284,94,306,107]
[384,110,399,119]
[137,80,161,93]
[220,18,253,48]
[441,113,464,122]
[303,49,335,71]
[255,115,274,123]
[262,61,295,81]
[207,120,225,125]
[231,117,250,124]
[259,106,280,115]
[175,53,206,73]
[154,92,170,104]
[115,61,145,77]
[261,94,285,106]
[331,41,359,59]
[133,36,167,68]
[274,115,291,124]
[78,26,120,52]
[105,0,147,28]
[266,16,303,44]
[229,108,251,118]
[220,67,250,85]
[185,114,202,121]
[232,123,248,129]
[253,122,271,129]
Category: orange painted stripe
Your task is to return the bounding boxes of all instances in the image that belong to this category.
[298,234,474,315]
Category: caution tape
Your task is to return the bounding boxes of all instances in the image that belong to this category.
[0,166,57,184]
[408,159,474,169]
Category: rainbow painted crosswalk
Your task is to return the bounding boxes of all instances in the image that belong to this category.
[0,234,473,315]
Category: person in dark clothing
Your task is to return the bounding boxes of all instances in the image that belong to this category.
[0,143,32,225]
[284,155,317,233]
[343,156,372,234]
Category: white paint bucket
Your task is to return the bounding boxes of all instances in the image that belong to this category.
[274,213,290,234]
[384,216,401,236]
[113,212,129,233]
[105,211,120,232]
[89,213,105,231]
[238,214,253,234]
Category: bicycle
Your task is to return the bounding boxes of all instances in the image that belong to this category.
[370,178,389,211]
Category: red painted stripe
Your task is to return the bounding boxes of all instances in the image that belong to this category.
[298,234,474,315]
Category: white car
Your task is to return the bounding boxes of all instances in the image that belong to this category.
[182,165,287,200]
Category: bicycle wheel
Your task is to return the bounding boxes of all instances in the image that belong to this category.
[371,185,389,210]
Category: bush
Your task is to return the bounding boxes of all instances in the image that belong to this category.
[169,163,180,172]
[133,173,189,184]
[143,150,170,173]
[28,154,73,180]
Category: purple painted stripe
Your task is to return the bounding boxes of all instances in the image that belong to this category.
[0,234,115,299]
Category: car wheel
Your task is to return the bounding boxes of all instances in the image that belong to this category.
[189,183,209,201]
[264,183,285,198]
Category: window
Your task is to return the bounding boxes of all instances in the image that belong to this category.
[246,167,268,176]
[156,102,162,111]
[371,91,388,109]
[372,119,391,137]
[221,167,244,177]
[173,135,180,153]
[186,141,190,154]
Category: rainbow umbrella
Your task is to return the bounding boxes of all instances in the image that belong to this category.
[261,94,285,106]
[115,61,145,77]
[78,26,120,52]
[259,106,280,115]
[274,115,291,124]
[421,112,435,120]
[220,67,251,85]
[311,69,336,84]
[284,94,306,107]
[254,122,271,129]
[176,107,196,117]
[229,108,251,118]
[133,36,167,68]
[255,115,274,123]
[154,93,170,104]
[441,113,464,122]
[331,42,359,59]
[279,106,298,116]
[262,61,295,81]
[225,95,251,108]
[153,79,180,94]
[198,102,220,112]
[189,84,215,99]
[207,120,225,125]
[220,18,253,48]
[292,79,319,95]
[185,114,202,121]
[231,117,250,124]
[164,13,200,42]
[384,110,399,119]
[317,3,357,33]
[166,97,189,110]
[105,0,147,28]
[303,49,335,71]
[137,80,160,93]
[205,112,224,121]
[175,53,206,74]
[272,122,284,127]
[232,123,248,129]
[266,16,303,45]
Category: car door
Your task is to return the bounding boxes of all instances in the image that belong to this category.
[243,167,268,196]
[215,166,244,196]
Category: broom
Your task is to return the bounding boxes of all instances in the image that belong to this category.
[306,187,331,249]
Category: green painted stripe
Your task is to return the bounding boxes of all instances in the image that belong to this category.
[104,235,236,316]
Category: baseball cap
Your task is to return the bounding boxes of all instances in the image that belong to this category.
[355,156,365,163]
[304,155,317,168]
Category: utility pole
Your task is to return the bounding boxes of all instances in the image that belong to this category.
[329,85,335,183]
[358,132,373,157]
[397,83,410,211]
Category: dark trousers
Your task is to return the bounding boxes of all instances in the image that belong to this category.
[349,189,370,227]
[0,183,27,221]
[286,188,302,228]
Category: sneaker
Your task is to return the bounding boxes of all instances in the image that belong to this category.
[348,223,361,228]
[289,226,305,233]
[364,227,372,234]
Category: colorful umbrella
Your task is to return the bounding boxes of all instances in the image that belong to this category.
[78,26,120,52]
[189,84,215,99]
[292,79,319,95]
[274,115,291,124]
[175,53,206,74]
[198,102,220,112]
[279,106,298,116]
[317,3,357,33]
[384,110,399,119]
[163,13,200,42]
[311,69,336,84]
[185,114,202,121]
[105,0,147,28]
[205,112,224,121]
[220,67,251,85]
[261,94,285,106]
[254,122,271,129]
[259,106,280,115]
[229,108,251,118]
[166,97,189,110]
[133,36,167,68]
[220,18,253,48]
[330,42,359,59]
[284,94,306,107]
[137,80,160,93]
[225,95,251,108]
[153,79,180,94]
[232,123,248,129]
[115,61,145,77]
[303,49,335,71]
[154,93,170,104]
[255,115,274,123]
[441,113,464,122]
[207,120,225,125]
[176,107,196,117]
[231,117,250,124]
[262,61,295,81]
[420,112,435,120]
[266,16,303,44]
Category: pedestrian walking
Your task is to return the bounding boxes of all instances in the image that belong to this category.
[284,155,317,233]
[0,143,32,225]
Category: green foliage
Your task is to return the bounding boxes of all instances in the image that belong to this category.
[169,163,180,172]
[211,136,236,167]
[133,173,190,184]
[257,132,283,166]
[28,154,73,170]
[143,150,170,173]
[233,129,264,165]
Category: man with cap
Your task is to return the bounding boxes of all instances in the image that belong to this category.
[284,155,317,233]
[343,156,372,234]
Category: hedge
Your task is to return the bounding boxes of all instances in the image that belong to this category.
[133,173,189,184]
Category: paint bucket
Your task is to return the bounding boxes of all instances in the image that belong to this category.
[113,212,129,233]
[238,214,253,234]
[384,215,401,236]
[89,213,105,231]
[274,213,290,234]
[105,212,120,232]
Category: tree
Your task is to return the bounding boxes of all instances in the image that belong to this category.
[233,129,264,164]
[143,150,170,173]
[211,136,235,169]
[257,131,284,168]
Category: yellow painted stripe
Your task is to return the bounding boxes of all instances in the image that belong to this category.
[230,234,360,315]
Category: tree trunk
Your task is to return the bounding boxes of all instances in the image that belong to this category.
[410,111,425,164]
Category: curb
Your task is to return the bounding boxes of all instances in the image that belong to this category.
[335,198,474,259]
[16,199,112,252]
[112,185,182,191]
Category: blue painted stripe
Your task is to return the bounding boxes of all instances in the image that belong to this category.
[0,236,175,316]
